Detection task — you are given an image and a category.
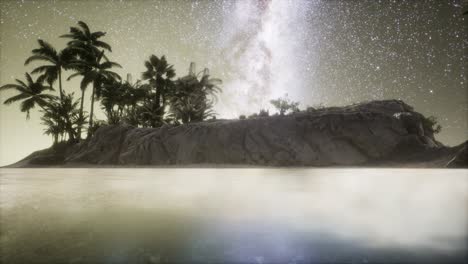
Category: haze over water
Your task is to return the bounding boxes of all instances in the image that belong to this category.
[0,168,467,263]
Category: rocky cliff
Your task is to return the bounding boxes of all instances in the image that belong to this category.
[9,100,467,167]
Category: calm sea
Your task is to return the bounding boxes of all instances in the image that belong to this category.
[1,168,467,263]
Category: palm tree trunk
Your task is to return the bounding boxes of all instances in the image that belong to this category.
[58,68,64,101]
[65,119,75,143]
[88,84,96,138]
[78,89,86,140]
[155,87,162,126]
[155,89,161,110]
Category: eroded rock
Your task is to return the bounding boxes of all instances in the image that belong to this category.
[10,100,463,168]
[66,100,444,166]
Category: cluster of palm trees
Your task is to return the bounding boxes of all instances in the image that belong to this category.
[0,21,222,146]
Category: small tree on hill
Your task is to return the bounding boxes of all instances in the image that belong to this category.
[423,115,442,134]
[270,94,300,116]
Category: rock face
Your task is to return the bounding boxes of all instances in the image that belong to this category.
[446,142,468,168]
[59,99,456,167]
[10,100,466,168]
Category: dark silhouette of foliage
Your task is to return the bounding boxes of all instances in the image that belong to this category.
[100,79,127,124]
[100,78,148,125]
[41,93,86,144]
[62,20,116,139]
[1,21,232,147]
[423,115,442,134]
[270,95,300,116]
[24,39,78,101]
[0,73,56,118]
[141,55,176,127]
[305,106,316,112]
[87,120,107,137]
[122,82,151,126]
[259,109,269,117]
[61,21,112,55]
[40,111,62,145]
[248,113,259,119]
[168,64,221,124]
[68,50,121,135]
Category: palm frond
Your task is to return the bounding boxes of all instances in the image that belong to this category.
[24,54,57,65]
[77,21,91,37]
[43,67,59,85]
[102,70,121,81]
[101,61,122,69]
[20,98,36,114]
[141,71,153,80]
[91,31,106,39]
[37,74,48,84]
[38,94,58,102]
[25,73,34,86]
[13,78,28,88]
[166,67,176,79]
[33,39,58,58]
[42,85,55,92]
[80,71,98,90]
[59,33,75,38]
[67,72,84,81]
[0,84,24,91]
[149,55,160,67]
[3,93,30,105]
[30,65,56,75]
[70,26,85,37]
[94,40,112,51]
[144,61,152,71]
[65,62,91,72]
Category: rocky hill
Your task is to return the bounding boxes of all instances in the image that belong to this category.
[8,100,467,168]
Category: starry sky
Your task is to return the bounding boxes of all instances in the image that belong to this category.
[0,0,467,166]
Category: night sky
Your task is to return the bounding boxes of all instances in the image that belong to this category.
[0,0,467,165]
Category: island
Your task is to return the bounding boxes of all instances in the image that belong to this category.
[8,100,467,168]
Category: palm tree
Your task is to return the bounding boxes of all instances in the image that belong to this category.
[137,100,168,127]
[62,21,113,138]
[41,93,86,143]
[141,55,176,126]
[169,64,221,123]
[24,39,76,101]
[41,93,85,144]
[100,79,128,124]
[198,68,222,101]
[169,92,214,124]
[41,112,62,145]
[126,81,148,110]
[61,21,112,55]
[68,50,121,135]
[118,80,150,126]
[0,73,56,118]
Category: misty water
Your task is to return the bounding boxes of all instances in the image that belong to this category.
[0,169,467,264]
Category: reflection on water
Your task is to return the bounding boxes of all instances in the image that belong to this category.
[0,169,467,263]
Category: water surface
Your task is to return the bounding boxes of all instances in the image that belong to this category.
[1,168,467,263]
